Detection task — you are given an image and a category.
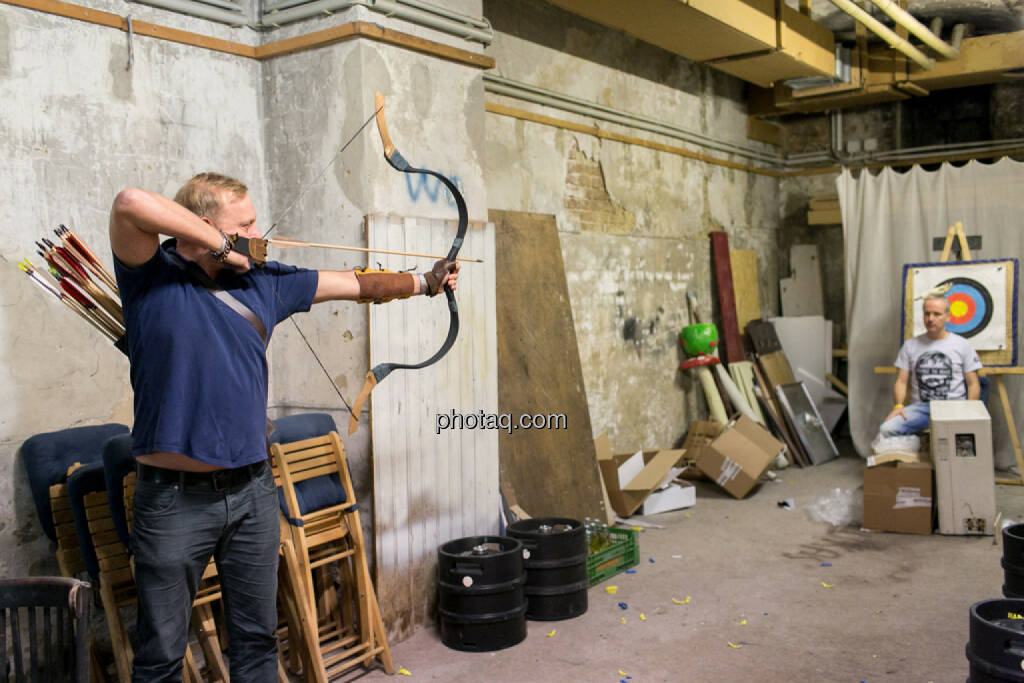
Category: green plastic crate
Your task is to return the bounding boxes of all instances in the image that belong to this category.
[587,527,639,587]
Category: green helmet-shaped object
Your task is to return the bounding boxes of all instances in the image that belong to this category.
[679,322,718,358]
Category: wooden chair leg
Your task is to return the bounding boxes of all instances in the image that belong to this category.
[279,540,328,683]
[98,580,133,683]
[182,646,202,683]
[191,603,229,682]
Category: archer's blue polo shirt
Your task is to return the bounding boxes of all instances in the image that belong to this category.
[114,240,318,468]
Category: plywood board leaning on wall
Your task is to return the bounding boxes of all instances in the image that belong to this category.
[491,209,607,522]
[730,249,761,337]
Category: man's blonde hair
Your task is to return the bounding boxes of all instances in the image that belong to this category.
[174,172,248,219]
[923,294,951,313]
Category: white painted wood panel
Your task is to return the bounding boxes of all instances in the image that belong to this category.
[367,214,497,639]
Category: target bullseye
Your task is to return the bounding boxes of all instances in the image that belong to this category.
[939,277,992,338]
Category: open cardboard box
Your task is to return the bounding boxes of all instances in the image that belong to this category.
[594,435,692,518]
[695,415,783,499]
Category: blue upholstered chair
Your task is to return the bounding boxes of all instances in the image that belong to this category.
[20,423,129,544]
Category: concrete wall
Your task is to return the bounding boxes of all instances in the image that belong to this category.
[0,4,264,577]
[0,0,488,582]
[483,0,782,452]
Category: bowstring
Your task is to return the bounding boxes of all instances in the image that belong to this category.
[266,104,384,424]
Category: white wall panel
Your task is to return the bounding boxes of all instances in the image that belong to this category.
[367,214,497,639]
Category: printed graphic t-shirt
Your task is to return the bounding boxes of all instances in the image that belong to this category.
[895,332,982,404]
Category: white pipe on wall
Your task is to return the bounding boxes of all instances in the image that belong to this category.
[866,0,958,59]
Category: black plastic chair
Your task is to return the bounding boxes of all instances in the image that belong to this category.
[0,576,91,683]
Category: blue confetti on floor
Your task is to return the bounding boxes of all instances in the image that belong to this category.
[618,602,628,610]
[821,562,832,567]
[625,569,637,574]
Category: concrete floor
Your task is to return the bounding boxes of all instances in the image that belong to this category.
[338,445,1024,683]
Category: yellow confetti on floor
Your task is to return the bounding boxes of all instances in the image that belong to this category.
[872,654,878,659]
[685,513,692,518]
[619,671,629,677]
[640,613,647,621]
[546,629,556,637]
[397,668,411,676]
[631,526,643,531]
[740,619,747,626]
[606,585,618,595]
[821,582,834,588]
[621,617,627,625]
[672,596,692,604]
[728,641,743,649]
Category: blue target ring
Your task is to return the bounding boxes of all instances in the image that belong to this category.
[938,277,992,338]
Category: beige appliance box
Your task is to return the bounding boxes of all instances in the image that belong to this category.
[930,400,996,536]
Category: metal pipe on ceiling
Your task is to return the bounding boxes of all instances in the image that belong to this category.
[261,0,493,43]
[483,75,783,166]
[130,0,248,26]
[826,0,934,70]
[865,0,958,59]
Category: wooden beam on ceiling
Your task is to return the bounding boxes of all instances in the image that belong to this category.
[753,30,1024,115]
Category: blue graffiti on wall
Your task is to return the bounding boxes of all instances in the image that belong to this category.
[405,172,465,208]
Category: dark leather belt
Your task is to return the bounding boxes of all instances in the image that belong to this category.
[136,460,267,492]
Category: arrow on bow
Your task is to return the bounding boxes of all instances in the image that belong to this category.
[345,91,469,434]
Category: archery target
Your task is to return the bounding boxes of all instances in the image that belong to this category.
[902,258,1018,366]
[940,277,992,338]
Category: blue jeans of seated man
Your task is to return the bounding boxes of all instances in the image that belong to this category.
[131,464,279,683]
[878,401,931,437]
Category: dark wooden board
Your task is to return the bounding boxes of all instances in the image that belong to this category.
[492,210,607,522]
[710,232,744,364]
[746,319,783,355]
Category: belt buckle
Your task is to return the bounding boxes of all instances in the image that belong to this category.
[210,469,230,491]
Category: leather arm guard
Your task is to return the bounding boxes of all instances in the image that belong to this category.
[355,268,417,304]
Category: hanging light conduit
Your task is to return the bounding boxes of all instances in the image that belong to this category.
[865,0,959,59]
[827,0,934,69]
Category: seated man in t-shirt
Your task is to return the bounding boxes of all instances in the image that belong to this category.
[878,294,982,438]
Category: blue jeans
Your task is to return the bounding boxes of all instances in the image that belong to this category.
[131,463,280,682]
[878,402,931,437]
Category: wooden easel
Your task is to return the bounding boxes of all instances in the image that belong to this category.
[876,221,1024,484]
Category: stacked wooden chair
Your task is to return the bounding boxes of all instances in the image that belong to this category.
[22,425,230,682]
[22,423,129,682]
[269,413,394,680]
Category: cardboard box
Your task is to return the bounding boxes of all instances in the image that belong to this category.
[695,415,783,499]
[863,457,934,534]
[931,400,996,536]
[594,438,688,518]
[640,480,696,516]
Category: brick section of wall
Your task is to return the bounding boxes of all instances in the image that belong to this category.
[564,144,635,234]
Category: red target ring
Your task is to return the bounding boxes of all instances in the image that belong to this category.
[947,292,976,326]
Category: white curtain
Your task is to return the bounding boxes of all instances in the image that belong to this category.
[838,158,1024,469]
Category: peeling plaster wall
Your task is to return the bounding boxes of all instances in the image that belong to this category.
[483,0,781,451]
[0,5,264,575]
